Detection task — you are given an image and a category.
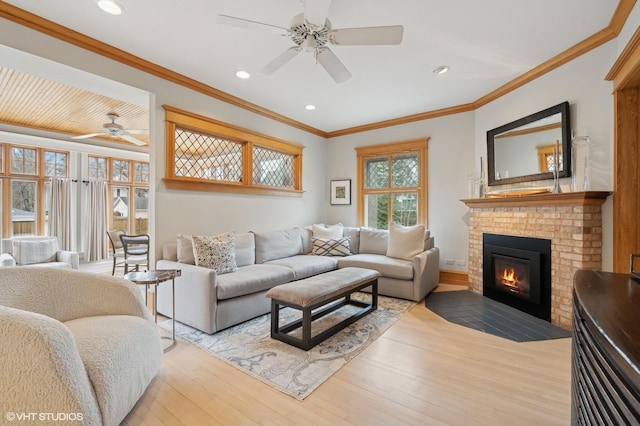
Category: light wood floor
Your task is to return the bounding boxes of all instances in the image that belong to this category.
[121,284,571,425]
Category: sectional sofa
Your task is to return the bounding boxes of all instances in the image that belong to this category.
[157,224,440,334]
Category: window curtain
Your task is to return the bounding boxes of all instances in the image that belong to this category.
[83,180,109,261]
[49,177,72,250]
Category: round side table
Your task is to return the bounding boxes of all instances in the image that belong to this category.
[124,269,181,352]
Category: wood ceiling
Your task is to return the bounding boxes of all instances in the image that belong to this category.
[0,66,149,146]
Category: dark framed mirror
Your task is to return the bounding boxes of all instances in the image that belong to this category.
[487,101,571,186]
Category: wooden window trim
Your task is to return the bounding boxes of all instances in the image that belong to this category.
[163,105,304,197]
[355,138,429,227]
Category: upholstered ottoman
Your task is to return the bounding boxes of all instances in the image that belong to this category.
[266,267,381,350]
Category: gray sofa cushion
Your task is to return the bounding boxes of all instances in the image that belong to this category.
[266,254,338,280]
[343,227,360,254]
[216,264,294,300]
[253,228,304,263]
[359,228,389,254]
[234,232,255,267]
[338,253,413,280]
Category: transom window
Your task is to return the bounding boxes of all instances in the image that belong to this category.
[163,105,303,196]
[356,139,429,229]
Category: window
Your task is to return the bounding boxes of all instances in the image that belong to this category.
[11,146,37,175]
[112,159,130,182]
[44,151,67,177]
[355,139,428,229]
[134,162,149,183]
[1,144,69,237]
[88,156,150,234]
[163,105,303,196]
[89,156,107,180]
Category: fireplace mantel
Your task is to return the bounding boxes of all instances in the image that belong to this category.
[461,191,611,208]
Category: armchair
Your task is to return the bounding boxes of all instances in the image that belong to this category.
[0,267,163,425]
[0,236,79,269]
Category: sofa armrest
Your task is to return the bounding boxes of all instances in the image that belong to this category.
[156,260,219,334]
[0,252,16,267]
[56,250,79,270]
[0,306,102,423]
[412,247,440,301]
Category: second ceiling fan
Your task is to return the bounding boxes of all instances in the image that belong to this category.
[217,0,404,83]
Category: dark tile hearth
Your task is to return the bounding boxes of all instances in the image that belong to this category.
[425,290,571,342]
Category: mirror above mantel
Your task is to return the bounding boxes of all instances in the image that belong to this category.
[487,101,571,186]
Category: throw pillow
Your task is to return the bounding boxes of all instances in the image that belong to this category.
[311,237,351,257]
[11,238,59,265]
[359,227,389,254]
[191,232,237,274]
[176,234,195,264]
[312,223,344,239]
[386,222,425,261]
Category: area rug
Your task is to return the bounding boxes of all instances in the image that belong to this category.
[159,293,415,400]
[425,290,571,342]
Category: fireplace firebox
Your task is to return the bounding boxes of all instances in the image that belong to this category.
[483,233,551,321]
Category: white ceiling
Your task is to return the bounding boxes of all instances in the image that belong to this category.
[3,0,621,133]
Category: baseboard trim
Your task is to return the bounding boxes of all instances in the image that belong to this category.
[439,269,469,286]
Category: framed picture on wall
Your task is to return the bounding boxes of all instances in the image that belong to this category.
[330,179,351,205]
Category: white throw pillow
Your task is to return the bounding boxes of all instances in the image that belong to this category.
[386,222,425,261]
[311,237,351,257]
[176,234,195,264]
[192,232,237,274]
[312,223,344,239]
[12,238,59,265]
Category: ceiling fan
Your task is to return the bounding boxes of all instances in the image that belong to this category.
[71,113,148,146]
[217,0,404,83]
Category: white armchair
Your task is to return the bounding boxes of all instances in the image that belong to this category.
[0,267,163,425]
[1,236,79,269]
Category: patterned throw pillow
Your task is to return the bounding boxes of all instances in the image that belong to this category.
[192,232,237,274]
[311,237,351,257]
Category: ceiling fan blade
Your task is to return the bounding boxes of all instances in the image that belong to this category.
[316,47,351,83]
[121,134,147,146]
[258,47,301,75]
[330,25,404,45]
[216,14,289,34]
[71,132,106,140]
[304,0,331,26]
[125,129,149,135]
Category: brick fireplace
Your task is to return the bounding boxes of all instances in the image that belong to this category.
[463,191,610,329]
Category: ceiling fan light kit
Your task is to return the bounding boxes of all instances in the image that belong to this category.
[218,0,403,83]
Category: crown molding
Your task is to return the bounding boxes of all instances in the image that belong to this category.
[0,0,635,139]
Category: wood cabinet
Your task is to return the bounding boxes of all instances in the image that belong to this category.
[572,270,640,424]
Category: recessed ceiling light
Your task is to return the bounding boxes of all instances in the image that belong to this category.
[235,70,251,79]
[432,65,450,75]
[97,0,123,15]
[305,104,316,111]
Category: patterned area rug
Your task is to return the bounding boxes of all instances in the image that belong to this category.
[160,293,415,400]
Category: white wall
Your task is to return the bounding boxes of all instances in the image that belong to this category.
[327,112,476,271]
[0,19,328,263]
[327,38,621,272]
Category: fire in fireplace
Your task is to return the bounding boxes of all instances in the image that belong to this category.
[483,233,551,321]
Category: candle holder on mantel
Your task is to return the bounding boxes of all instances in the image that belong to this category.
[551,142,562,194]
